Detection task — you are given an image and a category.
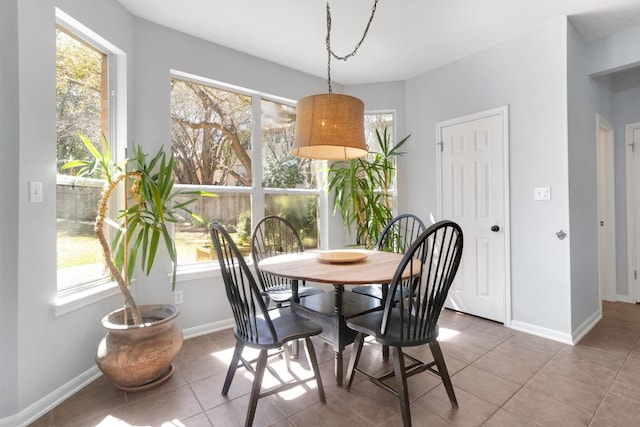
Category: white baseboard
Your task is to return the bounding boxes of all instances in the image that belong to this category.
[0,318,235,427]
[509,320,574,344]
[571,309,602,344]
[182,318,234,339]
[1,367,102,427]
[617,294,632,303]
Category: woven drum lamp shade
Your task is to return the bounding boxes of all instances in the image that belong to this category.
[292,93,368,160]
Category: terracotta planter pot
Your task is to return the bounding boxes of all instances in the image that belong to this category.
[96,304,183,391]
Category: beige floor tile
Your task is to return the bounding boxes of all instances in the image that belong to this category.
[482,409,538,427]
[471,342,551,385]
[607,371,640,402]
[594,393,640,427]
[377,403,456,427]
[451,365,520,406]
[205,393,286,427]
[525,368,606,414]
[502,387,591,427]
[288,395,374,427]
[416,385,497,427]
[438,328,508,364]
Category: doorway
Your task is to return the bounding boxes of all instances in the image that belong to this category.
[597,114,616,302]
[436,106,510,323]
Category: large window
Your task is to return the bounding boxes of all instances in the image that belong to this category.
[170,75,321,266]
[55,23,112,291]
[55,10,125,296]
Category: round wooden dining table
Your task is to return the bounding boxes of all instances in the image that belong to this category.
[258,249,410,386]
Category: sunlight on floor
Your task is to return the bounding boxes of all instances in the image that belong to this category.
[212,342,317,401]
[436,327,460,341]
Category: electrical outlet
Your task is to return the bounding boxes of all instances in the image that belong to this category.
[174,290,183,305]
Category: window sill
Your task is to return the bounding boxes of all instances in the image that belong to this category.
[174,258,255,284]
[52,281,121,317]
[174,262,222,283]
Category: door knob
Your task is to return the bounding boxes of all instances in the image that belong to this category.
[490,225,500,232]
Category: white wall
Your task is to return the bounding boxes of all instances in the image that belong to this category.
[12,0,135,419]
[0,0,20,419]
[566,21,613,332]
[404,17,572,335]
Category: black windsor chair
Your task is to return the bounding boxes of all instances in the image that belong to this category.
[344,220,463,427]
[210,223,326,427]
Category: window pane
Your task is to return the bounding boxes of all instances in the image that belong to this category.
[265,194,319,249]
[171,78,254,265]
[174,192,252,264]
[365,112,394,154]
[261,99,320,189]
[56,27,109,290]
[171,79,252,186]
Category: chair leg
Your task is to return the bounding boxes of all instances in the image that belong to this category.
[304,337,326,404]
[222,340,244,396]
[293,339,300,359]
[344,332,366,390]
[391,346,411,427]
[429,340,458,408]
[245,349,268,427]
[382,344,389,361]
[281,341,292,372]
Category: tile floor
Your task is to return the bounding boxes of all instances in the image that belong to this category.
[30,301,640,426]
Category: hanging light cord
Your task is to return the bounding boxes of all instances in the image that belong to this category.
[325,0,379,93]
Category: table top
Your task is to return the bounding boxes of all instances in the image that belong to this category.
[257,249,409,285]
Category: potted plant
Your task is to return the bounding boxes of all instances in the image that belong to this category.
[64,134,210,390]
[326,127,409,248]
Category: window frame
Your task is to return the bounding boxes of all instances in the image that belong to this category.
[54,8,127,301]
[170,71,323,272]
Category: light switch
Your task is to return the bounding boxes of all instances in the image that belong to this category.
[534,186,551,201]
[29,181,43,203]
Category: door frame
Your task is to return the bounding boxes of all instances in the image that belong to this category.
[435,105,511,326]
[626,122,640,303]
[596,114,616,302]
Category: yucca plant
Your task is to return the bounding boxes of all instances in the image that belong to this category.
[326,127,409,248]
[63,134,211,325]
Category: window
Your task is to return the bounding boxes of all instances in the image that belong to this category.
[365,111,398,211]
[55,13,121,293]
[170,74,321,266]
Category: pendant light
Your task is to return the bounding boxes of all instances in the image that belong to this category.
[291,1,379,160]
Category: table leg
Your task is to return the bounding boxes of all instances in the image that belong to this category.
[292,279,300,303]
[333,284,344,387]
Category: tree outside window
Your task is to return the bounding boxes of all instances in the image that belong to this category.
[56,26,111,291]
[170,77,321,265]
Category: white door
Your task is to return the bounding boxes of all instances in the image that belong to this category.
[597,114,616,301]
[437,107,509,323]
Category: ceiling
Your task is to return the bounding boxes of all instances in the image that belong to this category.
[117,0,640,85]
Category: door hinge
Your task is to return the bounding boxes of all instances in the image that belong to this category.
[437,141,444,152]
[635,270,637,280]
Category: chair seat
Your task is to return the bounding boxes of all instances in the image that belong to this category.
[267,285,324,303]
[346,308,438,347]
[236,307,323,349]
